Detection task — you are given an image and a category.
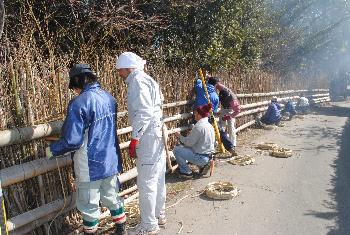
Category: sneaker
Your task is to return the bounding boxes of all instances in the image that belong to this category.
[198,163,210,176]
[115,222,127,235]
[178,171,193,179]
[128,224,160,235]
[157,211,166,226]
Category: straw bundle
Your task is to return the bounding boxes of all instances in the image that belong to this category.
[270,148,293,158]
[205,182,239,200]
[229,155,256,166]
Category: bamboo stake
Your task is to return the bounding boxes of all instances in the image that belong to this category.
[198,69,225,153]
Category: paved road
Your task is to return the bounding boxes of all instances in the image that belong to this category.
[163,103,350,235]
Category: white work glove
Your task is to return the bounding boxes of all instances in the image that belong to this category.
[45,147,54,159]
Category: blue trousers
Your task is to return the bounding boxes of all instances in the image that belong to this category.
[173,145,210,174]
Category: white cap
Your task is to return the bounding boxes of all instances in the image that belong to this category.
[116,52,146,70]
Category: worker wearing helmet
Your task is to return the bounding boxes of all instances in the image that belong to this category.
[46,64,126,235]
[116,52,166,235]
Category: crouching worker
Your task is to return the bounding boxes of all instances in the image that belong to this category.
[261,96,282,126]
[174,104,215,179]
[282,98,297,120]
[46,64,126,235]
[298,93,309,114]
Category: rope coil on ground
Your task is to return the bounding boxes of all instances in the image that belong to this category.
[257,142,293,158]
[270,148,293,158]
[205,182,239,200]
[229,155,255,166]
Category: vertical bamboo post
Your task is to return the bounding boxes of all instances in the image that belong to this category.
[0,178,8,235]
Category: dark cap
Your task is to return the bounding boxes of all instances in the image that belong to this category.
[69,64,93,79]
[207,77,220,86]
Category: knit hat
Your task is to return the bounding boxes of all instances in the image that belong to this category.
[207,77,220,86]
[271,96,278,102]
[196,103,212,117]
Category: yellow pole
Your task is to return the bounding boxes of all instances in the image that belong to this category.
[198,68,225,153]
[0,179,8,235]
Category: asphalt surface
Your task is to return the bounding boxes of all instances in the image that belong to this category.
[163,102,350,235]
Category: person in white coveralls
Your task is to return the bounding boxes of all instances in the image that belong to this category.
[116,52,166,235]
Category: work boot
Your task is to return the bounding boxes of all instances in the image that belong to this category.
[198,163,210,176]
[115,222,127,235]
[229,149,238,157]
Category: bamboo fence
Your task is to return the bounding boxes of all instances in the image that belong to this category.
[0,89,329,234]
[0,41,330,235]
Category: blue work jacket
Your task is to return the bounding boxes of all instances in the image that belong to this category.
[50,82,121,182]
[194,79,219,112]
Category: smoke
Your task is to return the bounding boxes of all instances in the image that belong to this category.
[271,0,350,78]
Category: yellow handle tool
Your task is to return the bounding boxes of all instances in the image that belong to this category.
[198,68,225,154]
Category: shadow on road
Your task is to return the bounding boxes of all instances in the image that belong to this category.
[304,104,350,235]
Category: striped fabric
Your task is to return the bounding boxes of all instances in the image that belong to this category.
[83,219,98,233]
[111,207,126,224]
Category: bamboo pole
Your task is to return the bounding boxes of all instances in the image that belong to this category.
[0,178,8,235]
[307,93,330,98]
[0,92,328,147]
[235,120,256,133]
[118,185,137,197]
[236,107,268,118]
[0,121,63,147]
[0,155,72,188]
[116,113,192,136]
[198,68,225,153]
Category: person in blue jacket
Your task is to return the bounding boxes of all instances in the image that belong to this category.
[283,98,297,120]
[261,96,282,125]
[45,64,126,235]
[193,78,219,112]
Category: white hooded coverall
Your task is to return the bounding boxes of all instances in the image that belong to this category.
[126,69,166,230]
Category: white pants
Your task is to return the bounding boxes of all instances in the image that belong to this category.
[219,108,237,147]
[136,126,166,229]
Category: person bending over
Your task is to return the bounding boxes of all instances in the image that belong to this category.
[261,96,282,126]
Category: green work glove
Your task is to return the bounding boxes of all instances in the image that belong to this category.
[45,147,54,159]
